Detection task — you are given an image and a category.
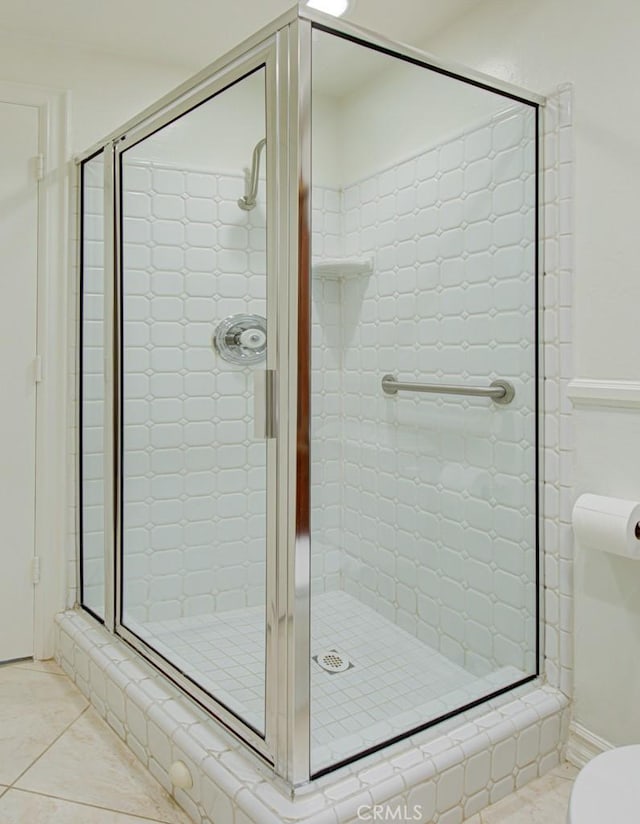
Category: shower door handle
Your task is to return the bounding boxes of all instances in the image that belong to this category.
[253,369,276,439]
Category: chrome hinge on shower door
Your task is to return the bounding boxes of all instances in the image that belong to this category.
[253,369,277,440]
[33,154,45,182]
[31,556,41,585]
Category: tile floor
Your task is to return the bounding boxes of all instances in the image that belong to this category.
[0,658,191,824]
[0,656,575,823]
[127,589,526,771]
[463,762,576,823]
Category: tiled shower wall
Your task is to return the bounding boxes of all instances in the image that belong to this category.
[311,106,538,677]
[83,162,342,622]
[120,162,269,623]
[540,85,574,694]
[64,90,573,824]
[82,162,274,623]
[83,108,538,678]
[81,159,105,616]
[309,186,345,593]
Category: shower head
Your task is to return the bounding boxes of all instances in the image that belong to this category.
[238,137,266,211]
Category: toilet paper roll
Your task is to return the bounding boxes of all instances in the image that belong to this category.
[572,494,640,559]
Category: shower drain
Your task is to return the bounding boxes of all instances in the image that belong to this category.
[313,648,354,675]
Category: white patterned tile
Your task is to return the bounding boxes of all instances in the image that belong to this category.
[72,82,573,824]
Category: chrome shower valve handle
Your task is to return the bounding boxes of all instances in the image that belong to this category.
[238,327,267,350]
[213,313,267,365]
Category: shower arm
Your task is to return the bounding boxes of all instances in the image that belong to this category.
[237,138,267,211]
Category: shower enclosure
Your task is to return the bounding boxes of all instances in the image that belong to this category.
[78,5,542,786]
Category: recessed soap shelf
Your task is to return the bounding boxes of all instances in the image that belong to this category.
[311,257,374,279]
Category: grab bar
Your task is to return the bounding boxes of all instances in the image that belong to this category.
[381,374,515,405]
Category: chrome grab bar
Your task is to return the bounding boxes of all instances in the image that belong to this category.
[381,374,515,405]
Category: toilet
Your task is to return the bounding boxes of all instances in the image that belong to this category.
[568,745,640,823]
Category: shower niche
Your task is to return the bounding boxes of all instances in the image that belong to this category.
[78,6,542,786]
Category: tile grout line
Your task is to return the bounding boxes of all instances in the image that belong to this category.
[2,668,187,824]
[4,787,179,824]
[6,704,91,791]
[466,768,576,823]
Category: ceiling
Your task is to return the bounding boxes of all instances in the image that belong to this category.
[0,0,487,73]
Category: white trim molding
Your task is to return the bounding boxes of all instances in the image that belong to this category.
[541,84,575,698]
[566,721,613,769]
[568,379,640,409]
[0,80,71,659]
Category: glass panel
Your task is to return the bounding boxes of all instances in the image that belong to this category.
[80,152,106,620]
[310,29,538,772]
[120,68,268,734]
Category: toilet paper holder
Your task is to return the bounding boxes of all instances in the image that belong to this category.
[572,494,640,559]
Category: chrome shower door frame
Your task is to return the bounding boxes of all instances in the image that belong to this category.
[77,2,546,789]
[77,8,316,785]
[110,29,294,771]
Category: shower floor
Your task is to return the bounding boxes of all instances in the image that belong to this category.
[126,590,525,772]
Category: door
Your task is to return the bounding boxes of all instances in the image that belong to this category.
[114,54,277,760]
[0,101,39,662]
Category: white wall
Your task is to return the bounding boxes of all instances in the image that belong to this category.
[125,68,266,173]
[329,34,514,186]
[0,35,202,625]
[124,75,341,186]
[0,32,342,186]
[311,94,343,189]
[0,33,197,645]
[421,0,640,745]
[572,405,640,744]
[0,34,195,154]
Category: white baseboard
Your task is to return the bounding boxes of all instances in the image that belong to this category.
[566,721,614,768]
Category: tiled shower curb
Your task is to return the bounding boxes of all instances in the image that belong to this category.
[56,610,569,824]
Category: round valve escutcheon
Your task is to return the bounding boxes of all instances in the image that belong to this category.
[213,313,267,365]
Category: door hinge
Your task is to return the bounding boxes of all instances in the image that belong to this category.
[34,154,45,181]
[32,556,41,585]
[34,355,43,383]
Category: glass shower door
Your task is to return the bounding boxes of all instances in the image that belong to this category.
[309,27,539,774]
[117,64,274,741]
